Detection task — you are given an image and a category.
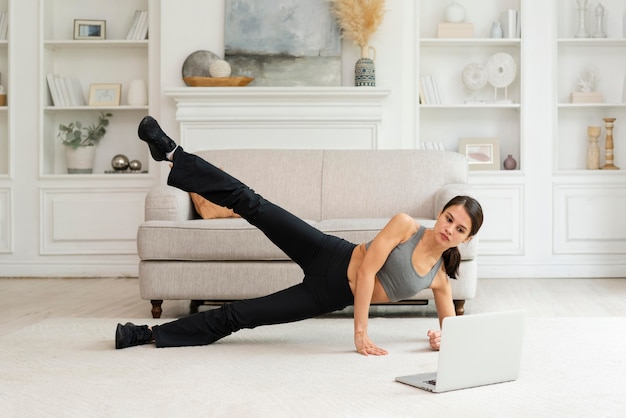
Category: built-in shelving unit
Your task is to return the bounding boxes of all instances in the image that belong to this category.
[417,0,522,170]
[40,0,152,176]
[35,0,156,259]
[552,0,626,257]
[555,0,626,172]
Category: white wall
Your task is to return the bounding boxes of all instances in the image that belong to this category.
[158,0,413,154]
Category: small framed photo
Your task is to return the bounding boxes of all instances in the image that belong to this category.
[458,138,500,170]
[88,83,121,106]
[74,19,106,40]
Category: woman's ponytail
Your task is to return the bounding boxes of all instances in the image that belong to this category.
[442,246,462,279]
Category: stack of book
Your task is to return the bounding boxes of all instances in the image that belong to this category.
[419,75,443,105]
[126,10,149,40]
[0,12,8,40]
[46,74,86,107]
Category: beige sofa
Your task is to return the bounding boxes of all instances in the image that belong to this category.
[137,149,478,318]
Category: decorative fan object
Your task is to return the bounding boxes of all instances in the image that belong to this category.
[461,63,487,103]
[485,53,517,103]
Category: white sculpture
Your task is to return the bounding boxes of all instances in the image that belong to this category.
[593,3,607,38]
[577,68,598,92]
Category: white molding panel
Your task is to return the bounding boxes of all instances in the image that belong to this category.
[469,183,524,255]
[554,184,626,254]
[0,188,12,253]
[40,188,146,255]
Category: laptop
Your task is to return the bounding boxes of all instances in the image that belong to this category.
[395,310,525,393]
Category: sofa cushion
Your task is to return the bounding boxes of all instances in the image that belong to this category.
[138,218,477,261]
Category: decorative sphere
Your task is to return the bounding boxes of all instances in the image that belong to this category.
[209,59,232,78]
[129,160,142,171]
[111,154,130,171]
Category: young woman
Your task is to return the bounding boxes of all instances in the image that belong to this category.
[116,116,484,355]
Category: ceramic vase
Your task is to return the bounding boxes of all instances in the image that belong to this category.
[503,154,517,170]
[65,145,96,174]
[127,79,148,106]
[490,21,503,38]
[355,45,376,87]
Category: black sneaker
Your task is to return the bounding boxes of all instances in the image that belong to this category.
[115,322,153,349]
[137,116,177,161]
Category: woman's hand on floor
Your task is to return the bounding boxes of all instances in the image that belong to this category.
[354,332,388,356]
[427,329,441,351]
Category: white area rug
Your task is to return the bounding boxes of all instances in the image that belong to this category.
[1,317,624,418]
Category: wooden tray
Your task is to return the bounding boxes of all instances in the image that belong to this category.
[183,76,254,87]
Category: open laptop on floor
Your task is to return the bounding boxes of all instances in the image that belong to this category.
[395,310,525,393]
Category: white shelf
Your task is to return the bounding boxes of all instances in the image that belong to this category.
[420,103,521,110]
[43,40,148,50]
[558,103,626,109]
[557,38,626,47]
[420,38,521,47]
[44,105,149,112]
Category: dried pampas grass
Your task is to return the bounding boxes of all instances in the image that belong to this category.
[329,0,386,47]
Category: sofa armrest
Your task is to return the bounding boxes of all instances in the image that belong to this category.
[144,186,195,221]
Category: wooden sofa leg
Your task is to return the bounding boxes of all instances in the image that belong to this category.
[150,300,163,318]
[453,300,465,316]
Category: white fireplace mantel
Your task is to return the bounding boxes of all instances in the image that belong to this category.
[165,87,391,151]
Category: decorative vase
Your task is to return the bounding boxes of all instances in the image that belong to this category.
[444,0,466,23]
[503,154,517,170]
[65,145,96,174]
[490,21,503,38]
[127,79,148,106]
[354,45,376,87]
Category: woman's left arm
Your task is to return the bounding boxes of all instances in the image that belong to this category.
[427,270,456,350]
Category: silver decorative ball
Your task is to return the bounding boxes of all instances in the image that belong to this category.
[111,154,130,171]
[129,160,142,171]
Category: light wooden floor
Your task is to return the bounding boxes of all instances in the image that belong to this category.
[1,277,625,337]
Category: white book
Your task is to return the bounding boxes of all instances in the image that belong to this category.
[126,10,141,40]
[46,73,61,106]
[0,12,7,41]
[70,78,85,106]
[56,76,70,107]
[500,9,518,38]
[432,75,443,104]
[420,76,431,104]
[426,75,438,105]
[136,11,149,40]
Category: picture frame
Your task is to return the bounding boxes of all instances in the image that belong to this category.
[458,137,500,170]
[74,19,106,40]
[88,83,121,106]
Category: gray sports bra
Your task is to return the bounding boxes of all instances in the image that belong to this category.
[366,225,443,302]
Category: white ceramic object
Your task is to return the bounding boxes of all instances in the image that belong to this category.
[462,63,488,91]
[485,53,517,88]
[444,0,466,23]
[127,79,148,106]
[209,60,232,78]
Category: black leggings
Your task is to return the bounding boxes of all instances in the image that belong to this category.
[151,148,356,347]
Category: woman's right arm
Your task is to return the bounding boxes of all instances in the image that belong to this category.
[353,213,417,356]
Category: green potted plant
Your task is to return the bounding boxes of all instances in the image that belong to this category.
[57,112,112,174]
